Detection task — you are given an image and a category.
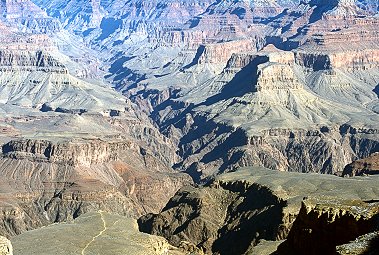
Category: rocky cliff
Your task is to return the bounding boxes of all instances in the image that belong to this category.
[0,0,60,32]
[25,0,379,182]
[0,137,190,237]
[139,167,379,254]
[342,152,379,177]
[337,231,379,255]
[143,44,379,179]
[278,198,379,254]
[0,0,376,254]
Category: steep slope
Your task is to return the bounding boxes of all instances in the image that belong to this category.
[139,167,379,255]
[0,137,190,237]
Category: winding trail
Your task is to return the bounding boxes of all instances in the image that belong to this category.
[81,211,107,255]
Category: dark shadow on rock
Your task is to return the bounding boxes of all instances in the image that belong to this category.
[182,45,205,69]
[259,8,290,25]
[189,17,201,28]
[200,55,269,107]
[373,84,379,98]
[151,100,195,131]
[277,203,379,255]
[231,7,246,19]
[177,117,230,158]
[183,162,203,183]
[201,128,248,173]
[105,55,143,87]
[363,235,379,255]
[212,185,287,255]
[40,103,53,112]
[1,142,12,154]
[97,18,122,41]
[308,0,339,24]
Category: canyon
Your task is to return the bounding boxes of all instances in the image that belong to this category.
[0,0,377,254]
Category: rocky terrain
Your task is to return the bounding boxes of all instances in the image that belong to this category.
[0,0,377,254]
[343,152,379,176]
[31,0,379,179]
[139,167,379,255]
[0,236,12,255]
[0,0,192,240]
[0,136,192,236]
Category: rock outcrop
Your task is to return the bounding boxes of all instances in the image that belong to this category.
[0,236,12,255]
[139,167,379,254]
[0,137,190,237]
[342,152,379,177]
[278,198,379,254]
[197,39,259,65]
[336,231,379,255]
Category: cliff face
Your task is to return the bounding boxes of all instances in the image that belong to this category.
[198,39,259,65]
[23,0,379,182]
[139,167,379,255]
[0,0,60,32]
[0,138,191,237]
[3,139,134,166]
[294,48,379,71]
[139,179,290,255]
[145,43,379,179]
[278,198,379,254]
[343,152,379,177]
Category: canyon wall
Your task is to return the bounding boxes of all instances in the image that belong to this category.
[0,138,191,237]
[139,167,379,254]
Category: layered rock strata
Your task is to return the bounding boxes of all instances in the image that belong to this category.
[0,138,190,237]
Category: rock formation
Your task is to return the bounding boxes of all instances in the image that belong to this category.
[0,236,12,255]
[0,0,60,32]
[139,167,379,254]
[0,0,377,253]
[342,152,379,176]
[336,231,379,255]
[0,137,190,237]
[30,0,379,182]
[278,198,379,254]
